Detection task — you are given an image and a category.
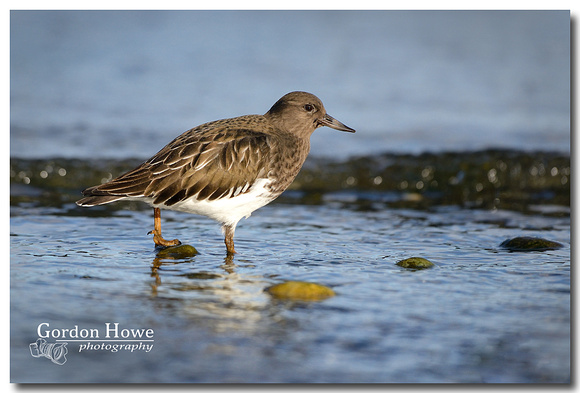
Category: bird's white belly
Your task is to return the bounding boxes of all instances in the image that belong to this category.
[145,178,276,227]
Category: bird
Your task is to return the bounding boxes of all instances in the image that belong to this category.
[76,91,355,255]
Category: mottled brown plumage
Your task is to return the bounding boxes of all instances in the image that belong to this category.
[77,91,355,254]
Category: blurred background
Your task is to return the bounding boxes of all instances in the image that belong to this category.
[10,10,570,159]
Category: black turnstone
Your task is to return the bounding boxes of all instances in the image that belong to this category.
[77,91,355,254]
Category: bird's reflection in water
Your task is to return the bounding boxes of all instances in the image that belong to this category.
[222,253,236,272]
[150,246,235,292]
[149,247,273,334]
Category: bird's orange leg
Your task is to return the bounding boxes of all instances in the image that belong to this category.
[148,208,181,248]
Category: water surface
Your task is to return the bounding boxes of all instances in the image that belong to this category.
[10,154,570,383]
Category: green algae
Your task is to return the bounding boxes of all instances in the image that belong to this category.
[156,244,199,259]
[396,257,435,269]
[265,281,335,301]
[500,237,563,252]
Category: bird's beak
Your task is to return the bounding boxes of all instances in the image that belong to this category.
[318,114,356,133]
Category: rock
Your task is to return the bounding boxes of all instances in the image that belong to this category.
[396,257,435,269]
[265,281,335,301]
[500,237,563,251]
[156,244,198,259]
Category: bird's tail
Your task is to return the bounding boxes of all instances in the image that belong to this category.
[76,183,129,207]
[76,194,127,207]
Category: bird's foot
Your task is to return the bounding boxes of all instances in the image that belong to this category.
[147,229,182,248]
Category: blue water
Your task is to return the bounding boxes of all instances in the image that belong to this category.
[10,201,570,383]
[10,10,570,159]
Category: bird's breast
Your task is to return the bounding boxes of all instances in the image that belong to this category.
[150,178,278,227]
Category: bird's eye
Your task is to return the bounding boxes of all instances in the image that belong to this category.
[303,104,315,112]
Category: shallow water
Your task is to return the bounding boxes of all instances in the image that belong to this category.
[10,161,570,382]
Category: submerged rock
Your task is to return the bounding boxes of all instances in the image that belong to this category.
[500,237,563,251]
[156,244,199,259]
[265,281,335,301]
[396,257,435,269]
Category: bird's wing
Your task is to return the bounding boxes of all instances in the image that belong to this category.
[79,122,274,207]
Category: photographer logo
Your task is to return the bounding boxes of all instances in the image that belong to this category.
[30,322,154,365]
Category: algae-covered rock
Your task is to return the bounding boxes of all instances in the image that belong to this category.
[156,244,198,259]
[500,237,563,252]
[396,257,435,269]
[265,281,335,301]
